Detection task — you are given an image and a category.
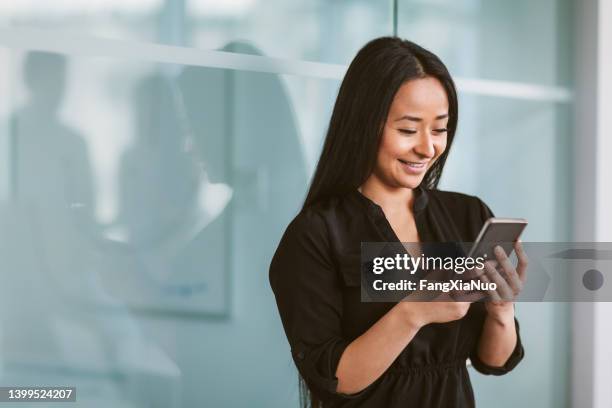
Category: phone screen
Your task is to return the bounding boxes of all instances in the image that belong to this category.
[468,219,527,260]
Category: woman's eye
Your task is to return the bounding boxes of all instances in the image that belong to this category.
[399,129,417,135]
[433,128,448,134]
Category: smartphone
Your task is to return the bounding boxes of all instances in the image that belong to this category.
[467,217,528,260]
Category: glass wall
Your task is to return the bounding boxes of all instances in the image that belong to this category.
[0,0,393,64]
[397,1,573,407]
[0,1,573,407]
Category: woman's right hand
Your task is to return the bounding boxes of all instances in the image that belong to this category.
[396,266,472,328]
[399,297,471,328]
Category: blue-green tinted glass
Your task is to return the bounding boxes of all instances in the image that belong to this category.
[440,94,572,408]
[0,0,393,64]
[0,48,339,407]
[397,0,573,86]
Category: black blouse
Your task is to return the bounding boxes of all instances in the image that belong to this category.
[269,187,524,408]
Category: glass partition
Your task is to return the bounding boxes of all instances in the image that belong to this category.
[397,0,573,86]
[0,1,574,407]
[0,0,393,64]
[440,94,572,408]
[0,48,341,407]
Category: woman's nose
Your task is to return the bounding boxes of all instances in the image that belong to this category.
[413,133,435,158]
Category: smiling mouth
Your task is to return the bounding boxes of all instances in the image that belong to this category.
[398,159,428,168]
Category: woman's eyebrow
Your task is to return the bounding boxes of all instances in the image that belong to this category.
[395,114,449,122]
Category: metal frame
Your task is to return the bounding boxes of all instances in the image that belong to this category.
[573,0,612,407]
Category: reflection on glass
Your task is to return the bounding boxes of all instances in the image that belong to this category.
[0,44,316,406]
[0,2,575,405]
[0,0,393,65]
[2,51,181,407]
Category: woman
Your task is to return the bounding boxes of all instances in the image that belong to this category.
[269,37,527,408]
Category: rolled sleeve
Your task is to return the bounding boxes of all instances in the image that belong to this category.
[291,338,356,398]
[469,317,525,376]
[269,210,362,402]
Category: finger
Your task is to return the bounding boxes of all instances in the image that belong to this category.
[514,240,529,284]
[483,260,514,301]
[493,245,523,296]
[493,245,513,277]
[476,270,500,302]
[460,266,486,281]
[451,265,487,301]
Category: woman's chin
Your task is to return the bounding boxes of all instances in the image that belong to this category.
[394,177,423,190]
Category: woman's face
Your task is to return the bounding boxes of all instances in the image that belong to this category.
[372,76,449,190]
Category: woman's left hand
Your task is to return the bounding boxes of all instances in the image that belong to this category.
[480,240,528,319]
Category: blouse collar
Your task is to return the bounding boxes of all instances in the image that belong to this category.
[352,185,429,215]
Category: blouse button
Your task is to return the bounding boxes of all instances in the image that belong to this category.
[296,351,305,360]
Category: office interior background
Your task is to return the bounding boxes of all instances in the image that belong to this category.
[0,0,611,407]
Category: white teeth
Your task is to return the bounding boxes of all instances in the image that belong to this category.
[400,160,425,167]
[398,159,428,170]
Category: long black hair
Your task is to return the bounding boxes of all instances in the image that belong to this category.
[299,37,458,408]
[303,37,458,210]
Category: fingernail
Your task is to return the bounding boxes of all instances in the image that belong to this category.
[495,245,503,255]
